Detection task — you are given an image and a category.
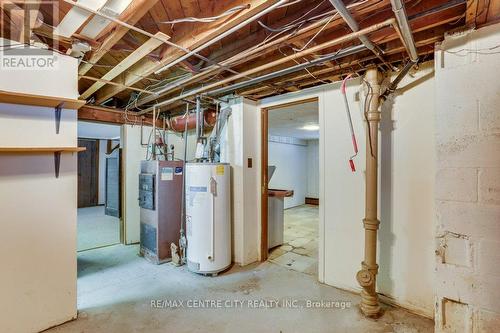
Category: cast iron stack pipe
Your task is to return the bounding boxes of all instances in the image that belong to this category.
[356,67,382,318]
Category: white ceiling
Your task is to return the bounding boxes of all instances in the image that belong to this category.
[78,121,121,140]
[268,101,319,140]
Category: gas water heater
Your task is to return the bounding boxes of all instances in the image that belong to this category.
[186,162,231,275]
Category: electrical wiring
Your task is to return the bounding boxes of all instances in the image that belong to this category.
[131,0,366,111]
[256,0,368,53]
[159,5,249,25]
[292,12,339,52]
[258,0,326,33]
[444,44,500,55]
[362,78,375,158]
[277,0,303,8]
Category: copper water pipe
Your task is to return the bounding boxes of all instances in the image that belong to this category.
[356,66,382,318]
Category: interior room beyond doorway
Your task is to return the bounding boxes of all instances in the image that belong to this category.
[264,99,319,276]
[77,122,122,251]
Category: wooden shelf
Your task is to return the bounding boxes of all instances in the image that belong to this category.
[0,147,86,153]
[0,90,86,110]
[0,147,86,178]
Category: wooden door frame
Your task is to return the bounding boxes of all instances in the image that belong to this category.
[260,97,319,261]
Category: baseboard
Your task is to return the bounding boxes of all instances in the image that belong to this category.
[305,197,319,205]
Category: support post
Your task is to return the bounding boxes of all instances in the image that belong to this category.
[356,66,382,318]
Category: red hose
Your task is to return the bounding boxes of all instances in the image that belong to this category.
[341,73,358,172]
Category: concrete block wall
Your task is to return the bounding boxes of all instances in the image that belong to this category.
[434,23,500,332]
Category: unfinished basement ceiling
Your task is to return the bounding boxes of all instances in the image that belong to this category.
[2,0,499,116]
[268,101,319,140]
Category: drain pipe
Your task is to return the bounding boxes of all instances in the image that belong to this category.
[356,66,382,318]
[382,0,419,100]
[328,0,391,69]
[381,60,414,99]
[356,4,418,313]
[390,0,418,62]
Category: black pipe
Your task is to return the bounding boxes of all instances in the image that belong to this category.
[381,60,416,99]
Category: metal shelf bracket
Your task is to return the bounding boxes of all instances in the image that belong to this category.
[55,102,64,134]
[54,151,61,178]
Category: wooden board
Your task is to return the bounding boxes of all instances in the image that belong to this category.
[80,31,167,99]
[78,105,163,127]
[0,90,86,110]
[0,147,86,153]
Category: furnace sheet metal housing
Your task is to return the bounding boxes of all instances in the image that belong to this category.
[139,160,183,264]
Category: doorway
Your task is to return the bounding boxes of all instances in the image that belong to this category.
[261,98,320,276]
[77,122,122,251]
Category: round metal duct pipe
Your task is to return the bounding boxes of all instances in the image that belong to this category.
[169,110,216,132]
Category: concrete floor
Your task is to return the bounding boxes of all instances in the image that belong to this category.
[78,206,120,251]
[270,205,318,275]
[47,244,433,333]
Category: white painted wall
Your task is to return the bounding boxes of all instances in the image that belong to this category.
[78,121,121,140]
[241,99,262,264]
[0,39,78,99]
[268,140,308,208]
[220,98,261,265]
[121,125,148,244]
[260,61,436,317]
[306,139,319,198]
[434,24,500,333]
[0,49,78,332]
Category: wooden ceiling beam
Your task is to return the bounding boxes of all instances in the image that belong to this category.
[78,105,162,127]
[78,0,160,76]
[140,7,463,110]
[224,1,465,82]
[93,0,289,104]
[466,0,480,26]
[131,0,390,108]
[79,75,157,95]
[238,38,439,97]
[137,0,465,108]
[80,31,167,100]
